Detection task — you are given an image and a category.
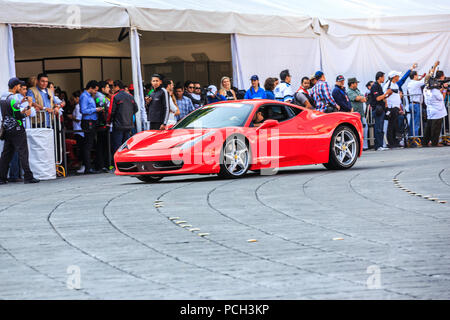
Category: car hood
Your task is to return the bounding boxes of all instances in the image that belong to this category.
[126,128,219,151]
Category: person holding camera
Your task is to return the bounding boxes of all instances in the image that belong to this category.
[206,85,226,104]
[383,64,415,148]
[422,69,448,147]
[0,78,39,184]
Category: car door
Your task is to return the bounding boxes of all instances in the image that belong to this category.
[254,103,302,167]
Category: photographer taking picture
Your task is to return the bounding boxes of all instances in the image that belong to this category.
[422,66,448,147]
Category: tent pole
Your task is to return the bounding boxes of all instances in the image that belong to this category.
[129,27,145,132]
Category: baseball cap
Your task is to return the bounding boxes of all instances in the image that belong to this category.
[309,74,316,80]
[336,75,345,82]
[207,85,217,97]
[314,71,324,79]
[348,77,359,85]
[388,70,402,79]
[8,77,25,89]
[250,75,259,81]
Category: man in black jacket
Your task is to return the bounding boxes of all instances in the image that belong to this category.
[147,74,170,130]
[0,78,39,184]
[369,72,393,151]
[108,80,138,154]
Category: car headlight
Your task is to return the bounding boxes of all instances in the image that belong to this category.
[118,141,129,152]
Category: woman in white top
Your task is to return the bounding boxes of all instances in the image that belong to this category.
[383,71,405,148]
[162,79,180,126]
[422,71,448,146]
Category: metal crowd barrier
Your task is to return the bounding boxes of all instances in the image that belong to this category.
[364,104,376,148]
[402,93,450,146]
[362,91,450,149]
[27,110,67,176]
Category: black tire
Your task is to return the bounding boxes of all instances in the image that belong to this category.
[137,175,164,183]
[323,125,359,170]
[218,135,251,179]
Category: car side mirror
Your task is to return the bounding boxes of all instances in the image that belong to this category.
[257,119,279,130]
[166,124,175,130]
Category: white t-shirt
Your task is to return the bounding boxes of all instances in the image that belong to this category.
[407,78,425,103]
[274,82,294,102]
[423,88,447,120]
[15,93,36,129]
[383,81,402,108]
[72,103,84,137]
[167,97,178,125]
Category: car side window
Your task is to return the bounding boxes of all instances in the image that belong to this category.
[262,104,299,122]
[286,106,302,117]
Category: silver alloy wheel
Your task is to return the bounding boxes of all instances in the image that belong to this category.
[223,137,249,176]
[333,129,357,166]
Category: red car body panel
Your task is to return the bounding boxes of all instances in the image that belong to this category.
[114,100,363,177]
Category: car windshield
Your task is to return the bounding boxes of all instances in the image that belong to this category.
[173,103,254,129]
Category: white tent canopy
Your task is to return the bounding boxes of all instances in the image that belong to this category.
[1,0,448,36]
[0,0,129,28]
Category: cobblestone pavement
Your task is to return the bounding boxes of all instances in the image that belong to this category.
[1,147,449,299]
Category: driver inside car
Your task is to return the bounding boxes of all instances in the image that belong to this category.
[250,108,265,127]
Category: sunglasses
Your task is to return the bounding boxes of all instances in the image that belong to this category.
[188,86,194,89]
[194,87,201,89]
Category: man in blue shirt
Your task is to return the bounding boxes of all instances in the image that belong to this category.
[332,75,353,112]
[80,80,102,174]
[244,75,267,100]
[26,73,54,127]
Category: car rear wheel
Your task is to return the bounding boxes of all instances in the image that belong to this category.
[137,175,164,183]
[324,125,359,170]
[218,135,250,178]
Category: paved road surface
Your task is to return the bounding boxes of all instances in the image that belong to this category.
[1,147,449,299]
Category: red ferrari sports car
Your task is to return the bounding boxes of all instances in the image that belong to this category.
[114,100,363,182]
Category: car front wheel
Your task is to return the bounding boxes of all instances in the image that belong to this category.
[218,135,251,178]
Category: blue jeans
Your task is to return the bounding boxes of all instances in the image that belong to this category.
[409,103,421,136]
[111,129,131,155]
[8,152,20,179]
[373,110,385,150]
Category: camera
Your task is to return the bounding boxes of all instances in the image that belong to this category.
[200,86,209,96]
[426,76,450,90]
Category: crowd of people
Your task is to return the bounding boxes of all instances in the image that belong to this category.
[0,61,448,184]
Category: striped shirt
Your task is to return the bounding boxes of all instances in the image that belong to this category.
[311,80,337,112]
[176,96,195,121]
